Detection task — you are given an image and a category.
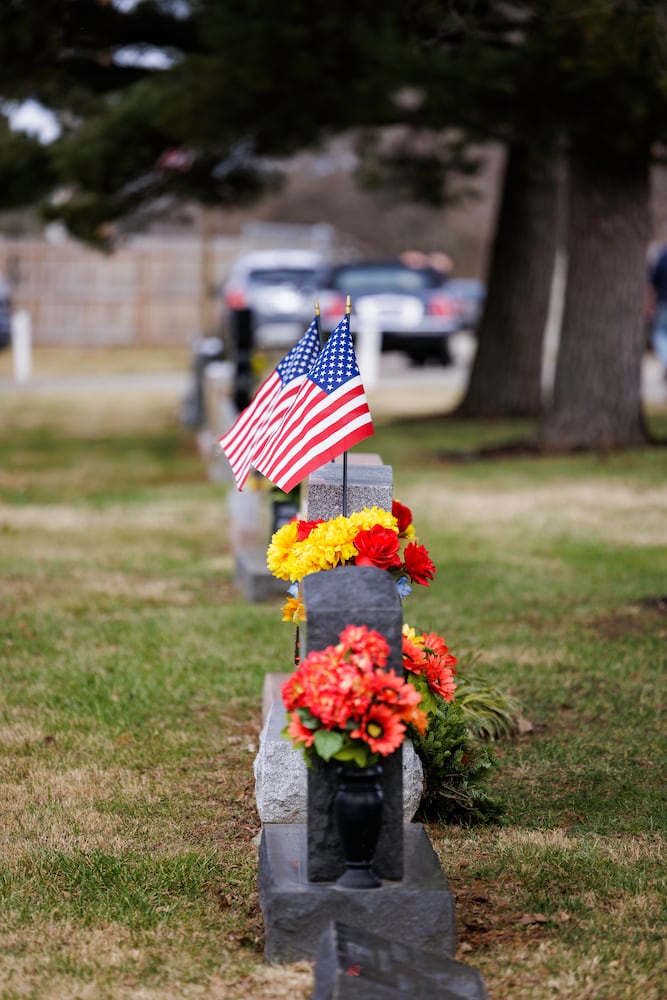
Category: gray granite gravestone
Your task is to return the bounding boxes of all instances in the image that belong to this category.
[252,453,425,827]
[305,457,393,523]
[302,565,404,882]
[256,454,455,963]
[257,563,457,961]
[253,674,424,826]
[312,921,489,1000]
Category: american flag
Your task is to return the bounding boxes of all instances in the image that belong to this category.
[253,314,374,494]
[218,317,321,490]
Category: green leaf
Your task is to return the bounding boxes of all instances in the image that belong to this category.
[313,729,344,762]
[296,707,320,730]
[333,744,377,768]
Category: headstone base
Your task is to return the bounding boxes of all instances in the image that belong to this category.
[235,549,288,602]
[312,920,489,1000]
[258,823,456,963]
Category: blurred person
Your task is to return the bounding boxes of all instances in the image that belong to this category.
[0,272,11,350]
[428,251,454,279]
[399,249,429,269]
[647,241,667,379]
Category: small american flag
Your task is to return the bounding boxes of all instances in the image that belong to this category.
[253,314,374,494]
[218,317,321,490]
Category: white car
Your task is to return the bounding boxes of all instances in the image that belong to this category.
[222,249,325,350]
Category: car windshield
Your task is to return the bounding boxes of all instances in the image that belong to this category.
[248,268,317,289]
[328,265,440,294]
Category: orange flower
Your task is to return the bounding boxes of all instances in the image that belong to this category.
[281,625,426,766]
[281,595,305,624]
[339,624,390,668]
[402,633,427,675]
[286,711,316,747]
[351,704,406,756]
[401,703,429,736]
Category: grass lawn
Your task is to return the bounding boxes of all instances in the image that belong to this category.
[0,356,665,999]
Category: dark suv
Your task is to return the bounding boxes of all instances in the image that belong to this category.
[316,259,464,365]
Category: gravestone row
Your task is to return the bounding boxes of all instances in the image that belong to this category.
[247,455,487,998]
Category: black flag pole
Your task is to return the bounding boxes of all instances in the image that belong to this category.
[341,295,352,517]
[314,297,326,348]
[315,294,351,516]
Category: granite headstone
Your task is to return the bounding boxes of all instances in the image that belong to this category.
[302,565,404,882]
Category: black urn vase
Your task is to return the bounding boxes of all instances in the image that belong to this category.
[334,764,384,889]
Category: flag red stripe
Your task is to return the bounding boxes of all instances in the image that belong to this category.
[241,377,306,466]
[268,410,374,495]
[218,371,281,485]
[258,390,372,485]
[255,378,373,491]
[253,378,368,476]
[217,317,321,490]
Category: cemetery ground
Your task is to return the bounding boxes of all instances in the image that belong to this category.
[0,349,666,999]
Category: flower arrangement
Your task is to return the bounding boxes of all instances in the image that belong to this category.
[401,623,458,712]
[274,498,513,822]
[282,624,428,768]
[266,500,436,623]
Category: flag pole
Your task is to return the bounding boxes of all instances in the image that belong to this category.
[316,297,338,472]
[342,296,352,517]
[314,298,326,348]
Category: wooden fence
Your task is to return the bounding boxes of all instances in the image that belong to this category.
[0,235,247,347]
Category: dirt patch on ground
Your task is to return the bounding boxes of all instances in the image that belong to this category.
[451,875,559,958]
[588,595,667,640]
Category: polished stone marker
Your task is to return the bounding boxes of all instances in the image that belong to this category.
[312,920,489,999]
[302,565,404,882]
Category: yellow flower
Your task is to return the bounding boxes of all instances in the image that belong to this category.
[402,623,425,647]
[267,521,299,580]
[281,595,306,624]
[349,507,397,533]
[267,506,400,584]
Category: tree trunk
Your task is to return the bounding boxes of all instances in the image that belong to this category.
[540,154,650,449]
[456,143,561,417]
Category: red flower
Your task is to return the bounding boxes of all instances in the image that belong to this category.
[402,633,426,675]
[282,625,424,766]
[425,661,457,702]
[353,524,402,570]
[424,632,458,673]
[339,624,390,669]
[403,542,436,586]
[392,500,413,537]
[296,518,324,541]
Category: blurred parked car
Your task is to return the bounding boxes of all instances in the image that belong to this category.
[316,258,469,365]
[445,278,486,333]
[221,249,324,351]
